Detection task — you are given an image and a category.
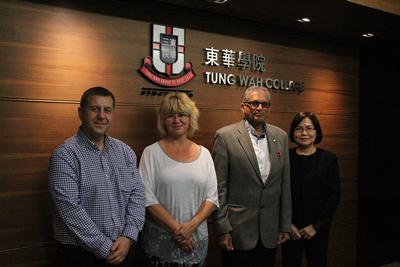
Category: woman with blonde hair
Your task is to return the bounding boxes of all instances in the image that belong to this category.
[139,92,219,266]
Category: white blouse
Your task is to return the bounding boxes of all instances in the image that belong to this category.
[139,142,219,265]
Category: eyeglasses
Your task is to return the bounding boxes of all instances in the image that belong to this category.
[294,126,315,133]
[244,101,271,109]
[165,113,189,122]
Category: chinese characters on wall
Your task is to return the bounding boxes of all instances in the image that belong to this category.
[204,47,304,91]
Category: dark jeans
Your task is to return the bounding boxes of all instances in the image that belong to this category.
[221,238,277,267]
[56,242,130,267]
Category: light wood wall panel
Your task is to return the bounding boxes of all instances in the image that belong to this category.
[0,0,358,266]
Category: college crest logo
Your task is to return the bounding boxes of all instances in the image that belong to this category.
[140,24,196,87]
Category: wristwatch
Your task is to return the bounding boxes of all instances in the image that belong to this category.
[124,236,134,246]
[313,224,321,232]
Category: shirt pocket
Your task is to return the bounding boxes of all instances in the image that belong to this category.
[117,166,134,207]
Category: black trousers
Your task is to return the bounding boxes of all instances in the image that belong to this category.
[281,228,330,267]
[221,238,277,267]
[55,242,130,267]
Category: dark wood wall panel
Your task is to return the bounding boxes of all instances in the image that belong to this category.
[0,0,359,266]
[0,0,359,114]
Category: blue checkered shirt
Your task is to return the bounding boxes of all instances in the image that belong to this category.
[47,128,145,259]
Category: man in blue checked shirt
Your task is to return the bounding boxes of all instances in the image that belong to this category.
[48,87,145,266]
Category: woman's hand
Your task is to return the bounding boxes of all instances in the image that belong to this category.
[290,224,302,240]
[172,201,216,253]
[172,220,199,253]
[173,220,198,243]
[178,236,195,253]
[299,224,317,240]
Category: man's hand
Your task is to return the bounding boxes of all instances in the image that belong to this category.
[277,232,290,245]
[106,236,131,265]
[217,233,234,251]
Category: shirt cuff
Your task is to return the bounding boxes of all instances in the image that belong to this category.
[94,238,114,259]
[121,227,139,243]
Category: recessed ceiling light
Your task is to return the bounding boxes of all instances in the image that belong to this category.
[297,17,316,23]
[298,18,310,23]
[207,0,229,3]
[362,33,374,37]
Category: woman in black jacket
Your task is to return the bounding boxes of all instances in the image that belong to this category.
[282,112,341,267]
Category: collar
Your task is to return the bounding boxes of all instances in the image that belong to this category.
[244,119,267,139]
[77,127,111,150]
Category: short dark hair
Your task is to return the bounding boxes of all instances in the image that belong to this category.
[80,87,115,109]
[289,111,323,145]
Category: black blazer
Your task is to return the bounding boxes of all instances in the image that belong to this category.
[289,147,341,231]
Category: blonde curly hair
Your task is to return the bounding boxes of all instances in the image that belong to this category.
[157,92,200,137]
